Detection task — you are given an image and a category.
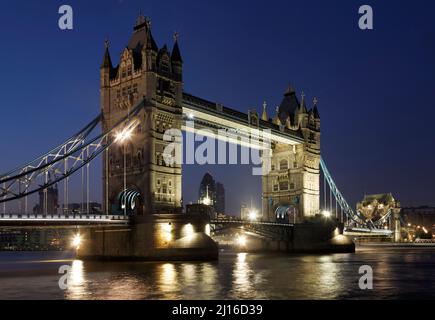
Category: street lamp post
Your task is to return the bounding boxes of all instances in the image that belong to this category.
[115,122,135,216]
[123,142,127,216]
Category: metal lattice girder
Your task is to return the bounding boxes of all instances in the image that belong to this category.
[320,157,395,229]
[320,157,368,226]
[0,98,147,204]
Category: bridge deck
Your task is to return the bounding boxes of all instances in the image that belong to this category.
[0,214,130,226]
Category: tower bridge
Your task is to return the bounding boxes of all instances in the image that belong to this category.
[0,16,399,259]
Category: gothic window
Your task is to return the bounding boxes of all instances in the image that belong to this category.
[271,165,275,171]
[290,183,295,190]
[137,150,142,165]
[280,160,289,171]
[293,162,298,169]
[162,186,167,194]
[309,133,315,143]
[279,182,289,191]
[157,179,161,186]
[273,185,279,192]
[168,180,172,187]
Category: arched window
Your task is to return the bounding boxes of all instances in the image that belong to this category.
[280,160,289,171]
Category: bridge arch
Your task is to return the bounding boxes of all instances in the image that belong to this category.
[117,187,143,215]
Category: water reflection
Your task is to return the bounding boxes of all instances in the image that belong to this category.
[157,263,179,299]
[2,249,435,300]
[231,253,256,299]
[317,255,341,299]
[65,260,86,299]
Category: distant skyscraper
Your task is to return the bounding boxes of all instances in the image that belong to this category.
[198,173,225,214]
[216,182,225,214]
[33,185,59,214]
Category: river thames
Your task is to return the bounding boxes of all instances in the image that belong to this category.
[0,247,434,300]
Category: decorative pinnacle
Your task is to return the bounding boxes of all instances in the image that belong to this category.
[313,97,318,105]
[301,91,305,102]
[173,31,180,43]
[263,101,267,110]
[136,10,146,26]
[276,106,279,114]
[146,17,152,29]
[104,38,109,49]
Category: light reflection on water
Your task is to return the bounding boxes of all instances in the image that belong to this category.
[1,247,435,300]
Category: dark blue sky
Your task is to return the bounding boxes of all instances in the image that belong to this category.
[0,0,434,214]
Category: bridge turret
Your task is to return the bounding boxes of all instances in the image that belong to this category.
[273,106,282,126]
[101,15,184,217]
[100,39,113,88]
[261,101,269,121]
[171,33,183,82]
[285,115,292,129]
[296,91,308,128]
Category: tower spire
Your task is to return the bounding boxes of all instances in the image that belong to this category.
[273,106,281,126]
[261,101,268,121]
[171,31,183,63]
[312,97,320,119]
[136,10,146,26]
[100,38,113,69]
[299,91,308,113]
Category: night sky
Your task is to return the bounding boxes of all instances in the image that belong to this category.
[0,0,434,215]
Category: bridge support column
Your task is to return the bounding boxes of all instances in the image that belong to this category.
[393,209,402,243]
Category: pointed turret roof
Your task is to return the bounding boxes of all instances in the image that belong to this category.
[273,106,282,126]
[261,101,268,121]
[278,84,300,124]
[299,91,308,113]
[312,97,320,119]
[171,32,183,63]
[128,16,157,52]
[100,40,113,69]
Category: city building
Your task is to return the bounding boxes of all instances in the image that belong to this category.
[33,186,59,215]
[216,183,225,214]
[198,173,226,214]
[356,193,399,224]
[402,206,435,232]
[66,203,102,214]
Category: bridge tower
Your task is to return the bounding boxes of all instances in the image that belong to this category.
[100,15,183,216]
[262,87,320,222]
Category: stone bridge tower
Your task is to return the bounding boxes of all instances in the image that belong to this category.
[262,87,320,222]
[100,15,183,216]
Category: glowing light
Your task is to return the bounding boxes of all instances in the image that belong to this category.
[408,223,412,227]
[202,196,211,206]
[161,223,172,242]
[205,224,211,236]
[72,234,82,249]
[183,223,195,239]
[237,235,247,247]
[423,227,428,234]
[248,210,258,221]
[163,223,172,233]
[187,113,195,120]
[322,210,331,218]
[114,120,138,144]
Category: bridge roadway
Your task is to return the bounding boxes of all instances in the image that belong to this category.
[210,218,294,241]
[0,214,393,238]
[0,213,129,227]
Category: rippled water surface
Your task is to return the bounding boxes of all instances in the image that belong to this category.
[1,247,435,300]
